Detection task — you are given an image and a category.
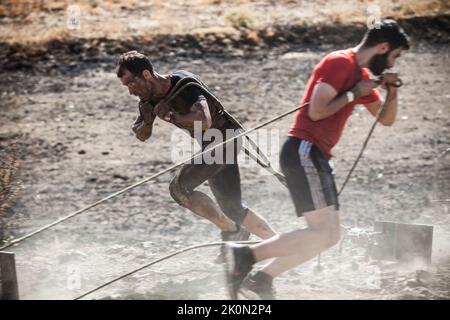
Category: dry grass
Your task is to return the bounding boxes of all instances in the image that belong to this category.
[203,0,258,4]
[0,150,21,222]
[0,0,140,18]
[0,0,448,45]
[224,8,257,29]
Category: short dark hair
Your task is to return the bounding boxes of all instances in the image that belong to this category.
[361,19,410,51]
[116,51,154,78]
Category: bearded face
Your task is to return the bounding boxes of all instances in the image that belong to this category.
[368,51,390,76]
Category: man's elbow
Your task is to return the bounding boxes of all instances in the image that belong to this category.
[136,131,152,141]
[308,108,324,122]
[202,118,212,131]
[380,118,395,127]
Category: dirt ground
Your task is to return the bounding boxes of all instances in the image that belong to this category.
[1,0,448,44]
[0,5,449,300]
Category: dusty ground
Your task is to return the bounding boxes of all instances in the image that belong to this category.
[0,3,449,301]
[1,0,448,44]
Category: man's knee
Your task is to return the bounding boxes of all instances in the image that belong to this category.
[169,176,192,208]
[305,206,340,248]
[327,219,341,247]
[315,223,340,251]
[304,206,335,229]
[323,209,340,248]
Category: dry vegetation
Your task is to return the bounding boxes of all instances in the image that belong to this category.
[0,145,22,232]
[0,0,448,45]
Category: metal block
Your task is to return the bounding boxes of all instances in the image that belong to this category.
[371,221,433,264]
[0,251,19,300]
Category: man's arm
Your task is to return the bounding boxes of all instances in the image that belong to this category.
[364,89,397,126]
[173,99,212,130]
[309,83,352,121]
[364,74,399,126]
[156,98,212,131]
[132,102,156,141]
[309,80,378,121]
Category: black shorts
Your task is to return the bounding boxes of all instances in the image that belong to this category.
[170,136,248,224]
[280,136,339,217]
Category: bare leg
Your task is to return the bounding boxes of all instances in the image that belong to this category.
[261,211,339,277]
[185,191,238,232]
[241,208,277,239]
[250,206,340,273]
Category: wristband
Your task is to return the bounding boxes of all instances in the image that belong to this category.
[345,91,354,103]
[351,85,361,99]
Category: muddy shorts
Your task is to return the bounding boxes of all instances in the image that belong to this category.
[169,135,249,224]
[280,136,339,217]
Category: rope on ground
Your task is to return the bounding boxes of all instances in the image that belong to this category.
[2,92,392,297]
[0,103,307,251]
[74,96,385,298]
[74,240,262,300]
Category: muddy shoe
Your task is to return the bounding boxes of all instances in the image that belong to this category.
[239,271,276,300]
[214,224,251,264]
[223,243,256,300]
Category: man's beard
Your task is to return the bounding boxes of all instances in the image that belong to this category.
[368,52,389,76]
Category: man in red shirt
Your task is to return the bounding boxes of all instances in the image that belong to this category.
[224,19,410,299]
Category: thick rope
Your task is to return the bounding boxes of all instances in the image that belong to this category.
[74,240,261,300]
[226,112,288,187]
[165,80,287,186]
[74,98,390,299]
[2,81,397,299]
[1,76,395,251]
[337,95,387,195]
[0,103,307,251]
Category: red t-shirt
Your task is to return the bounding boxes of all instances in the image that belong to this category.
[288,48,381,159]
